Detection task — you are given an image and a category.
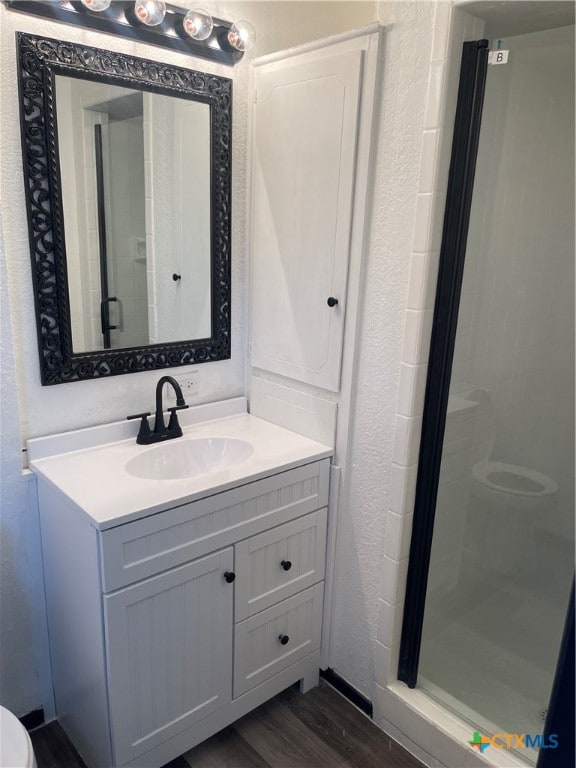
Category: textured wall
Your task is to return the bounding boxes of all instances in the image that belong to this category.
[0,220,54,718]
[329,0,439,698]
[210,1,376,57]
[0,0,375,718]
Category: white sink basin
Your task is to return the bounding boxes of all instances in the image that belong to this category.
[125,437,254,481]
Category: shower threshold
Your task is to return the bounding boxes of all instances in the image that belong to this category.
[376,681,532,768]
[419,676,539,766]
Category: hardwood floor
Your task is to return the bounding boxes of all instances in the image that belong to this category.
[31,680,425,768]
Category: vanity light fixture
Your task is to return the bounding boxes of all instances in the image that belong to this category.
[227,20,256,52]
[4,1,255,65]
[134,0,166,27]
[80,0,111,11]
[183,8,214,41]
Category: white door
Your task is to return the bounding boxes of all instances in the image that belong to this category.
[250,49,363,392]
[144,95,211,344]
[104,548,234,766]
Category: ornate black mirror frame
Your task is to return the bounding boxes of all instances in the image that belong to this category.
[17,32,232,385]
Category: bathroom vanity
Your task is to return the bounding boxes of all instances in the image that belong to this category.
[28,399,332,768]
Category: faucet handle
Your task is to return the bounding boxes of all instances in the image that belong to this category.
[127,411,152,421]
[127,412,152,444]
[167,406,187,437]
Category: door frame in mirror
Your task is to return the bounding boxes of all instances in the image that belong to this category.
[17,32,232,385]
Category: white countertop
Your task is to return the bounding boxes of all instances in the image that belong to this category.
[28,401,333,530]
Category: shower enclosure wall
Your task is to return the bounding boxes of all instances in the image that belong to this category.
[400,23,574,768]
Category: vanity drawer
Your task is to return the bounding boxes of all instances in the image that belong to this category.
[100,460,329,592]
[233,582,324,697]
[234,508,327,622]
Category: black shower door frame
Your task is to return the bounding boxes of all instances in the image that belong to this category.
[398,38,490,687]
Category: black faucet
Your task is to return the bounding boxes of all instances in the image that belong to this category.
[127,376,189,445]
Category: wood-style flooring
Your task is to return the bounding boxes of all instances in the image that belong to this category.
[31,680,425,768]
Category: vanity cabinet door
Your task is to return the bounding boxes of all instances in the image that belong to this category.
[103,548,233,767]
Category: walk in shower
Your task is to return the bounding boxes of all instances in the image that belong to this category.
[400,20,574,768]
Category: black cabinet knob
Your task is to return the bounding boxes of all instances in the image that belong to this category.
[172,273,182,282]
[327,297,339,307]
[279,634,289,645]
[281,560,292,571]
[224,571,236,583]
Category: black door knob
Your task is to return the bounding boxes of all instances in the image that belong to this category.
[281,560,292,571]
[224,571,236,583]
[327,297,339,307]
[279,634,289,645]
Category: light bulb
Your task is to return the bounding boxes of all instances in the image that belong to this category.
[134,0,166,26]
[80,0,111,11]
[228,20,256,52]
[183,9,214,41]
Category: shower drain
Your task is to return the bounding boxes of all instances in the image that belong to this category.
[539,708,548,722]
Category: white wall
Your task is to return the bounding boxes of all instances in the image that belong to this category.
[215,1,376,57]
[0,0,375,719]
[0,221,54,718]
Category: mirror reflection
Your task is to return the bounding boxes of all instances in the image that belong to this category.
[56,76,211,353]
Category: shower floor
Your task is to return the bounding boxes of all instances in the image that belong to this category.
[419,575,569,765]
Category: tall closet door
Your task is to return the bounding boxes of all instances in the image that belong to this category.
[250,49,363,392]
[104,549,233,766]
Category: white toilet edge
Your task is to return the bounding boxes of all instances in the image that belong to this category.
[0,706,38,768]
[472,460,558,497]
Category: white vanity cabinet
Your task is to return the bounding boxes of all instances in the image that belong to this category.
[36,455,330,768]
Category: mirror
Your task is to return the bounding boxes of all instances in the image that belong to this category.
[56,77,211,352]
[17,33,231,384]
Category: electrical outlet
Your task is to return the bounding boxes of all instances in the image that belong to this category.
[168,372,199,401]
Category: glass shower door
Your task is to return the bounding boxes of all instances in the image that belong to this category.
[414,26,574,765]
